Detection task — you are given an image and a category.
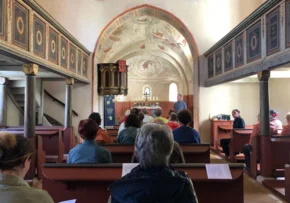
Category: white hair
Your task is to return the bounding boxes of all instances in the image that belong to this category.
[135,123,174,168]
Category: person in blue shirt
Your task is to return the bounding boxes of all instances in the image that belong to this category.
[173,110,201,143]
[174,93,187,113]
[67,119,112,164]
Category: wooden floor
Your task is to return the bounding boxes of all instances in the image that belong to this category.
[210,152,286,203]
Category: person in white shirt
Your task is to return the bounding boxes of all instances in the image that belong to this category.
[118,108,140,135]
[142,108,153,124]
[270,109,283,130]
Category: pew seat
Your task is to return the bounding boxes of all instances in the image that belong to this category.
[42,163,244,203]
[229,129,252,162]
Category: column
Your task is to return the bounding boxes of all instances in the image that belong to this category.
[0,77,8,127]
[23,64,38,138]
[257,70,272,176]
[64,78,74,127]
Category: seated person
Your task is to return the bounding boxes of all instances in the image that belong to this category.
[142,108,153,124]
[281,112,290,135]
[150,108,168,124]
[117,114,140,144]
[110,124,198,203]
[167,112,180,130]
[242,112,278,170]
[0,132,53,203]
[118,108,139,134]
[138,112,145,126]
[167,109,175,119]
[173,110,201,143]
[83,112,113,144]
[220,109,245,157]
[67,119,112,163]
[270,109,283,129]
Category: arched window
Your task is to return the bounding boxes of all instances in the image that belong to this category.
[169,83,178,102]
[144,87,150,97]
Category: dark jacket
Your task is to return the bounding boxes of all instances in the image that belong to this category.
[233,117,245,129]
[110,165,198,203]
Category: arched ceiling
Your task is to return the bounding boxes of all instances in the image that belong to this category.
[94,5,197,86]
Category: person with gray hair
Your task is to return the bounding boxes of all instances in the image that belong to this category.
[142,108,153,124]
[109,124,198,203]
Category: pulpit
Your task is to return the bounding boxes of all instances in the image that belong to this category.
[98,60,128,95]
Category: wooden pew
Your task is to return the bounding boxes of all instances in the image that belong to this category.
[250,136,290,179]
[229,129,252,162]
[262,164,290,202]
[4,126,75,153]
[100,143,210,163]
[42,163,244,203]
[216,125,253,153]
[180,143,210,163]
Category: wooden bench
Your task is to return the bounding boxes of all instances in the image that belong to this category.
[100,143,210,163]
[262,164,290,202]
[229,129,252,162]
[250,136,290,178]
[42,163,244,203]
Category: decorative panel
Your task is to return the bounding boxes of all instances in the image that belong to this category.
[0,0,6,40]
[215,49,222,76]
[224,42,233,72]
[77,50,82,75]
[267,8,280,56]
[33,15,46,58]
[12,1,29,50]
[48,27,58,64]
[69,43,76,72]
[208,54,214,78]
[60,36,68,69]
[82,53,88,77]
[247,21,261,62]
[235,34,244,68]
[286,1,290,47]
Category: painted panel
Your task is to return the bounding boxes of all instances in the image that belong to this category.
[235,34,244,68]
[224,42,233,72]
[48,27,58,64]
[12,1,29,50]
[247,21,261,62]
[33,15,46,58]
[77,49,82,75]
[104,95,115,127]
[60,36,68,69]
[208,54,214,78]
[286,1,290,47]
[69,43,76,72]
[215,49,222,76]
[0,0,5,39]
[267,8,280,56]
[82,53,88,77]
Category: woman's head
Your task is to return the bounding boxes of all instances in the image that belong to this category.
[168,109,174,116]
[169,112,178,121]
[78,119,98,141]
[0,133,34,177]
[232,109,240,118]
[89,112,102,125]
[270,110,279,121]
[125,114,140,128]
[135,124,174,168]
[285,113,290,125]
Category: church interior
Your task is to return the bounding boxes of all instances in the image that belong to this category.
[0,0,290,202]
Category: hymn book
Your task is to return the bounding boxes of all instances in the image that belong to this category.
[122,163,139,177]
[205,164,232,179]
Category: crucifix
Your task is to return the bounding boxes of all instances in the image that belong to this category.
[143,92,150,101]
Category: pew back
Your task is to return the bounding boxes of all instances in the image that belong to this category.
[286,165,290,203]
[42,163,244,203]
[229,129,252,162]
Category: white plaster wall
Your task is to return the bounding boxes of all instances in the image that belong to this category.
[269,78,290,125]
[35,0,263,54]
[7,96,23,126]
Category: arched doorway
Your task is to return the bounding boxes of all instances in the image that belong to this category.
[92,4,200,128]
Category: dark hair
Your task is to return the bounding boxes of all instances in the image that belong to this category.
[89,112,102,125]
[138,112,145,122]
[232,109,240,114]
[177,110,192,125]
[78,119,98,141]
[168,109,175,116]
[142,108,148,114]
[170,112,178,121]
[155,108,163,117]
[0,133,34,170]
[130,108,139,115]
[125,114,140,128]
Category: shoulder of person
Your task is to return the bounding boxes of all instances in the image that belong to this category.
[26,188,54,203]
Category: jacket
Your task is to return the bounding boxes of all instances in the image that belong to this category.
[117,127,138,144]
[109,165,198,203]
